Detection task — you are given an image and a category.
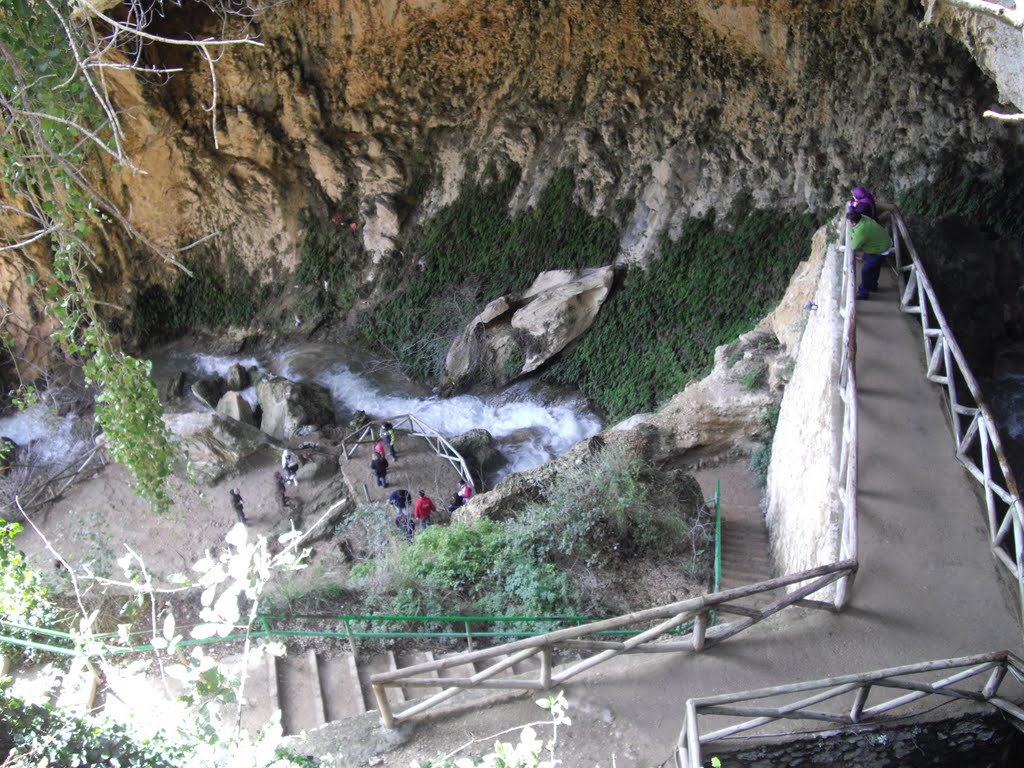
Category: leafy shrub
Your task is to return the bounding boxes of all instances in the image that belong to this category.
[750,444,772,488]
[543,208,817,420]
[292,210,361,315]
[0,520,64,663]
[509,440,683,566]
[898,152,1024,242]
[347,440,710,625]
[0,686,184,768]
[165,253,270,334]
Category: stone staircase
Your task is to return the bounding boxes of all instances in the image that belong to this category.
[3,645,546,737]
[695,462,774,594]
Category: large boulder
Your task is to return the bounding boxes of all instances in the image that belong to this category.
[448,429,505,487]
[216,391,256,427]
[443,266,615,391]
[191,378,225,410]
[225,363,252,392]
[256,376,336,440]
[164,412,273,484]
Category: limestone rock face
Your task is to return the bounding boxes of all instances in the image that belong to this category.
[216,391,257,427]
[164,412,272,484]
[256,376,336,440]
[2,1,1020,393]
[444,266,614,389]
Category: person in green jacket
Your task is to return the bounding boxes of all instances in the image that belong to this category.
[847,211,893,300]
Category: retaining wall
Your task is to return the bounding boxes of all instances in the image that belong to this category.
[764,224,844,581]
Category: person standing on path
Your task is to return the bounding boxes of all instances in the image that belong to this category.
[846,185,877,219]
[380,422,398,460]
[459,479,474,503]
[229,488,247,526]
[388,488,413,539]
[282,449,299,487]
[847,211,893,300]
[414,490,436,531]
[371,452,389,488]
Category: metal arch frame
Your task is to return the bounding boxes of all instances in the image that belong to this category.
[341,413,478,490]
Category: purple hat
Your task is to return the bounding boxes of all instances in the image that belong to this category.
[851,186,871,201]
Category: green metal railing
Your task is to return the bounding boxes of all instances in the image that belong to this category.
[1,484,723,660]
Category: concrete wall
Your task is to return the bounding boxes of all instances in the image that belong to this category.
[764,224,844,579]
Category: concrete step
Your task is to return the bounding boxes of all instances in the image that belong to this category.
[357,651,405,712]
[236,651,277,735]
[319,653,366,721]
[395,650,444,700]
[277,649,326,735]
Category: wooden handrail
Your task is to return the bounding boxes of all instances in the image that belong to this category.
[890,210,1024,628]
[675,651,1024,767]
[370,560,857,728]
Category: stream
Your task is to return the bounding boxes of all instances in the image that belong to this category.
[152,339,603,484]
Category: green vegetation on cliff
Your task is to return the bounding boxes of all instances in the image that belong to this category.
[545,208,817,421]
[358,168,620,378]
[361,166,815,421]
[898,153,1024,242]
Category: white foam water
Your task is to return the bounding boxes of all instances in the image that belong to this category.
[266,348,603,479]
[0,405,93,469]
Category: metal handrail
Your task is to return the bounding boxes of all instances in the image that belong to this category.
[340,413,477,490]
[890,210,1024,627]
[674,651,1024,767]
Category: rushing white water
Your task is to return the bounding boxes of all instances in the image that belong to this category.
[270,346,601,479]
[2,340,601,481]
[0,405,93,470]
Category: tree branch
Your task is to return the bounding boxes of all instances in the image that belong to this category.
[937,0,1024,29]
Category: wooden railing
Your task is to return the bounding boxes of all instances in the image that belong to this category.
[340,413,476,490]
[890,211,1024,626]
[674,651,1024,768]
[370,560,857,728]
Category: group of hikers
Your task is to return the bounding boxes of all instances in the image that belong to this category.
[386,478,473,540]
[227,419,475,537]
[373,419,474,539]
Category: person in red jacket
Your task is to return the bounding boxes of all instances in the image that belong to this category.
[413,490,436,531]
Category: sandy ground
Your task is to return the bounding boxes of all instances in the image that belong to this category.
[19,450,300,587]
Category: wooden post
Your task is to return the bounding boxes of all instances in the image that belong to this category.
[685,700,701,768]
[373,683,395,729]
[692,611,707,652]
[343,618,357,657]
[540,647,552,689]
[850,684,870,722]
